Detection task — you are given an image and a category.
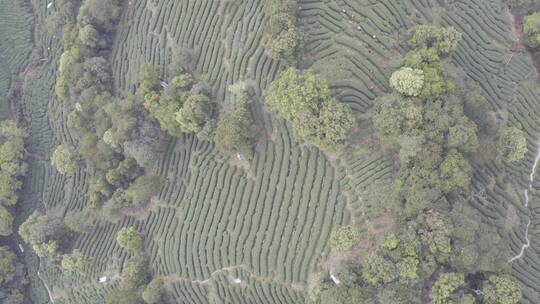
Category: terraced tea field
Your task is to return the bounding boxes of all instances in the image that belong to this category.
[4,0,540,303]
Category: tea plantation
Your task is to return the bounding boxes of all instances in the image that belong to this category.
[2,0,540,303]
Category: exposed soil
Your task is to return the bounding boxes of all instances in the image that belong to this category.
[507,2,540,80]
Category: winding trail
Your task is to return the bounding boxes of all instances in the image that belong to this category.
[37,259,55,304]
[509,145,540,263]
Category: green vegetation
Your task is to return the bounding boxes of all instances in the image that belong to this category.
[263,0,299,63]
[307,25,522,304]
[19,210,71,259]
[51,144,78,175]
[498,127,528,162]
[0,120,27,207]
[116,226,143,252]
[6,0,537,302]
[61,249,86,276]
[0,246,26,304]
[329,226,359,253]
[215,105,258,160]
[482,275,522,304]
[142,277,165,304]
[266,68,355,150]
[389,67,424,96]
[524,12,540,48]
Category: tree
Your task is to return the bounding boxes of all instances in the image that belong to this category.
[61,249,86,275]
[430,273,464,304]
[266,68,330,120]
[116,227,143,252]
[78,0,120,32]
[409,25,461,57]
[215,105,257,159]
[389,67,425,96]
[524,12,540,48]
[263,0,299,63]
[0,205,14,236]
[175,94,216,133]
[0,246,16,285]
[361,251,398,285]
[19,210,69,259]
[126,175,162,206]
[266,68,354,150]
[142,277,165,304]
[64,209,96,233]
[51,144,78,175]
[123,141,158,168]
[439,151,471,191]
[333,262,357,286]
[329,226,359,253]
[121,256,149,289]
[138,63,160,97]
[265,14,299,62]
[314,100,355,150]
[79,24,101,49]
[498,127,527,162]
[482,275,522,304]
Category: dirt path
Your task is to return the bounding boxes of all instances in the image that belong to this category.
[506,2,540,80]
[508,143,540,262]
[37,261,55,304]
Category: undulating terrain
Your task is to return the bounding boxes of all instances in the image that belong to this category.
[2,0,540,303]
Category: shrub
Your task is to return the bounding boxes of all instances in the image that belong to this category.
[106,289,142,304]
[389,67,424,97]
[329,226,359,253]
[498,127,527,162]
[51,144,78,175]
[116,227,143,252]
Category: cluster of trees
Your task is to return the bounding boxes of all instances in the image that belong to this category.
[306,25,523,304]
[0,120,29,303]
[138,63,217,140]
[106,227,167,304]
[0,246,27,303]
[51,0,168,220]
[0,120,27,236]
[263,0,300,63]
[266,68,355,151]
[370,25,526,205]
[138,64,258,161]
[309,218,520,304]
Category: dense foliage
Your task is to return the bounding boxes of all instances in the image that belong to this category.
[266,68,355,151]
[116,226,143,252]
[524,12,540,48]
[51,144,78,175]
[19,210,71,259]
[263,0,299,63]
[215,105,258,160]
[0,246,27,304]
[307,25,522,304]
